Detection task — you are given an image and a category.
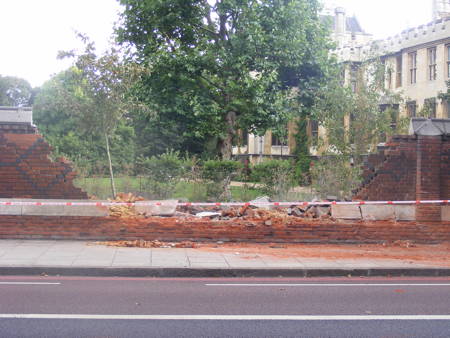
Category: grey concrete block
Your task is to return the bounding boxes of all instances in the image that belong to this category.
[0,107,33,124]
[442,205,450,221]
[331,205,361,219]
[5,199,108,217]
[0,204,22,215]
[394,205,416,221]
[21,204,63,216]
[135,200,178,216]
[360,205,395,221]
[61,203,108,217]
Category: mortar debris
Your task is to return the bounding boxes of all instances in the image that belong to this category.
[94,239,196,248]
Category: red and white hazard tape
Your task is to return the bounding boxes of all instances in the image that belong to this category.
[0,200,448,207]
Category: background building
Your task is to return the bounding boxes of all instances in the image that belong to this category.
[233,0,450,161]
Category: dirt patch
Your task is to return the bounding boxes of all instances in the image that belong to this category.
[197,242,450,267]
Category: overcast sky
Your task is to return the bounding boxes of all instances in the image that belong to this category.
[0,0,434,88]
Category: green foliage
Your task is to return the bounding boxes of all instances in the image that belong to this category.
[251,160,295,200]
[0,75,35,106]
[132,109,207,158]
[202,160,243,182]
[117,0,332,159]
[57,34,148,197]
[293,116,311,184]
[33,69,136,176]
[74,176,265,201]
[310,155,361,200]
[138,150,188,199]
[303,55,407,199]
[314,60,398,158]
[307,57,405,198]
[202,160,243,201]
[438,80,450,104]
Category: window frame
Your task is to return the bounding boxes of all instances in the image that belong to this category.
[386,67,393,90]
[424,98,437,118]
[428,47,437,81]
[396,55,402,88]
[446,44,450,79]
[271,126,288,147]
[406,101,417,118]
[309,120,319,144]
[409,52,417,84]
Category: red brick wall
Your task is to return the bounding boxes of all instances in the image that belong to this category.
[416,136,442,221]
[354,135,450,221]
[0,216,448,244]
[0,131,87,199]
[442,136,450,202]
[354,136,417,201]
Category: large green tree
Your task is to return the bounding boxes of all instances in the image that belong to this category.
[0,75,34,106]
[117,0,331,159]
[57,34,145,197]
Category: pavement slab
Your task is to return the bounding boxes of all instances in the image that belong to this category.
[0,240,447,277]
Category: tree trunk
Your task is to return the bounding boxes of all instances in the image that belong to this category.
[219,111,236,160]
[104,132,116,199]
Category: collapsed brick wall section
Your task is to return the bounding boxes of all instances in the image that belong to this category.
[0,127,88,199]
[355,135,418,202]
[354,134,450,221]
[0,216,448,244]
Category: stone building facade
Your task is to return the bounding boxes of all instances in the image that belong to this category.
[233,6,370,162]
[233,0,450,161]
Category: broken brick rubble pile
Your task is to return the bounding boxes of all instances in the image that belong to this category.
[176,204,332,221]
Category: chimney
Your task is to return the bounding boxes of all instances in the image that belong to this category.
[335,7,346,35]
[334,7,346,48]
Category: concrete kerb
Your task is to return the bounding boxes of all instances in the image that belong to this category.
[0,199,179,217]
[0,199,109,217]
[0,266,449,278]
[332,204,418,221]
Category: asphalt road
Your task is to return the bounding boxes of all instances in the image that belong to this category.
[0,276,449,337]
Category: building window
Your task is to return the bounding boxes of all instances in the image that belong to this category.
[409,52,417,84]
[350,63,358,92]
[444,100,450,118]
[386,68,393,89]
[424,98,437,118]
[406,101,416,117]
[240,130,248,146]
[272,127,288,146]
[428,47,437,81]
[339,67,346,86]
[447,45,450,78]
[309,120,319,143]
[396,55,402,88]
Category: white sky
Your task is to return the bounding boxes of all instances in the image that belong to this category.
[0,0,122,87]
[323,0,432,38]
[0,0,435,88]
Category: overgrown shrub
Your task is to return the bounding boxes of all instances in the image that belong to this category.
[202,160,243,201]
[138,150,187,199]
[310,155,361,200]
[251,160,295,200]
